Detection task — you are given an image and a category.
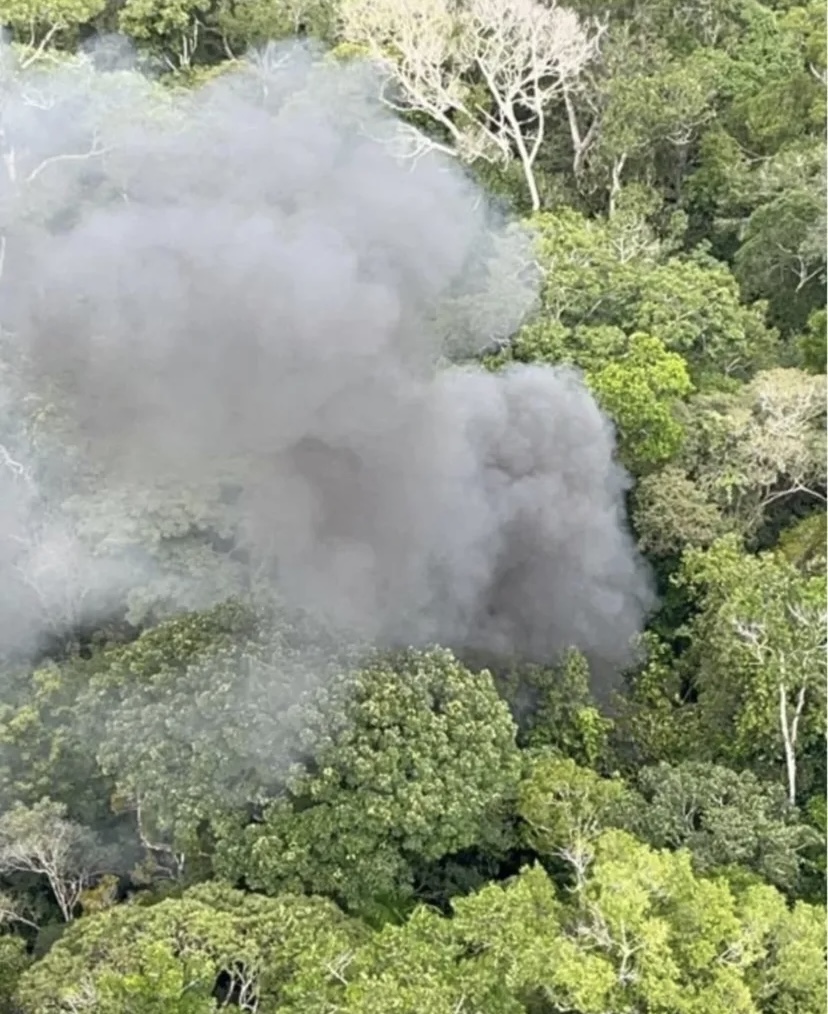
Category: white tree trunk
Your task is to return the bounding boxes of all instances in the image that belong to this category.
[779,681,807,805]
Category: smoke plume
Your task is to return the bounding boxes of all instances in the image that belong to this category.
[0,43,653,676]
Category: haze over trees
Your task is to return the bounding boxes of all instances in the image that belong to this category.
[0,0,823,1010]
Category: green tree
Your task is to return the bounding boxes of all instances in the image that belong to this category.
[632,465,730,557]
[632,761,820,893]
[676,537,827,802]
[213,648,521,913]
[631,367,826,557]
[0,934,30,1011]
[734,140,826,335]
[317,864,608,1014]
[586,331,693,472]
[118,0,214,71]
[567,830,758,1014]
[494,648,612,766]
[585,45,722,213]
[210,0,338,57]
[797,307,827,374]
[631,251,776,382]
[503,205,776,384]
[737,881,827,1014]
[14,883,363,1013]
[615,629,703,772]
[0,657,114,829]
[316,831,827,1014]
[517,753,634,883]
[81,600,330,882]
[0,0,106,65]
[777,512,827,576]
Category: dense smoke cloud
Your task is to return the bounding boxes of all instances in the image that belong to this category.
[0,43,653,675]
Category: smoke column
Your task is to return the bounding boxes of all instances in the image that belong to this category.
[0,43,654,676]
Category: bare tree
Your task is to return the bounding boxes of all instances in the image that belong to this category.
[0,50,113,295]
[747,369,827,509]
[691,369,827,535]
[0,799,108,922]
[340,0,604,210]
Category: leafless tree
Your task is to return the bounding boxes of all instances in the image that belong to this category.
[0,799,108,922]
[747,369,827,509]
[692,369,827,535]
[340,0,604,210]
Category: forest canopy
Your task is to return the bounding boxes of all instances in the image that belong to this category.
[0,0,823,1010]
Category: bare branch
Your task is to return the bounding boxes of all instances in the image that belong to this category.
[341,0,603,210]
[0,801,109,922]
[19,23,61,70]
[26,138,111,185]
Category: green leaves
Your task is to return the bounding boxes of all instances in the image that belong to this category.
[587,332,693,472]
[311,830,824,1014]
[0,935,30,1010]
[633,465,730,556]
[734,140,826,333]
[14,883,364,1013]
[84,601,339,874]
[0,9,822,1009]
[632,252,776,380]
[504,205,775,393]
[517,753,633,872]
[211,0,339,55]
[118,0,213,70]
[14,847,826,1014]
[632,761,820,892]
[0,0,106,61]
[671,537,827,798]
[633,367,826,552]
[215,649,521,912]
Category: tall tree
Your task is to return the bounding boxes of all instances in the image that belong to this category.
[212,648,521,913]
[0,798,108,922]
[677,537,827,802]
[339,0,604,210]
[14,883,364,1013]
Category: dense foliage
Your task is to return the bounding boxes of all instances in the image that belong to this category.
[0,0,824,1010]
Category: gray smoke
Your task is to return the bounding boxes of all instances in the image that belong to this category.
[0,43,653,675]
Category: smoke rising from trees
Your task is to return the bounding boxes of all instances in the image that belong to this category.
[0,43,654,674]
